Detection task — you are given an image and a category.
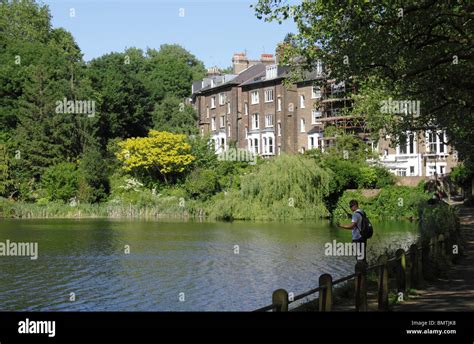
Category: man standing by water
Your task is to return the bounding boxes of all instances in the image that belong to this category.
[336,199,367,261]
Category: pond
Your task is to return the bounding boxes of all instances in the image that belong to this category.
[0,218,418,311]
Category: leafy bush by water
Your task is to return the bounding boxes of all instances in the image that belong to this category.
[334,185,432,220]
[208,154,331,220]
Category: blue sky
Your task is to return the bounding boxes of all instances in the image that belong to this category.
[44,0,297,68]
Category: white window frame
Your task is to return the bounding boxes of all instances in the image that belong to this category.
[220,115,225,128]
[408,132,416,154]
[211,96,216,109]
[211,117,216,131]
[312,110,322,124]
[277,123,282,137]
[300,95,305,109]
[438,131,446,154]
[251,91,259,105]
[397,131,416,155]
[252,113,259,130]
[277,97,282,112]
[254,138,259,154]
[312,86,322,99]
[264,89,274,103]
[426,131,438,154]
[265,65,277,79]
[268,136,274,154]
[265,114,273,127]
[219,93,225,106]
[308,133,320,150]
[300,118,306,133]
[262,134,275,155]
[396,168,407,177]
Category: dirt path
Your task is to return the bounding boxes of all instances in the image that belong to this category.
[394,205,474,312]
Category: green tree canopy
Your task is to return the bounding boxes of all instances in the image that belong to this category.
[254,0,473,163]
[152,95,198,135]
[145,44,206,101]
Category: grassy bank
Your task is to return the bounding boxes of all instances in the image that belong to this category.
[0,197,204,219]
[1,184,436,221]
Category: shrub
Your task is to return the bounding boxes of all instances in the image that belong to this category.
[419,202,459,244]
[184,168,220,200]
[40,162,80,202]
[334,186,432,220]
[357,166,378,188]
[78,143,110,203]
[373,166,396,188]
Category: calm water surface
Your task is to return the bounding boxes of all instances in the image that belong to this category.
[0,218,418,311]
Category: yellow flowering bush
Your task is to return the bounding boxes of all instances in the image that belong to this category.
[116,130,195,183]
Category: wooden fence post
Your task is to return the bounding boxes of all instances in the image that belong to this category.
[409,244,420,288]
[395,248,406,294]
[272,289,289,312]
[319,273,333,312]
[418,243,424,283]
[444,233,452,262]
[437,234,445,260]
[355,260,368,312]
[430,237,436,260]
[377,254,389,311]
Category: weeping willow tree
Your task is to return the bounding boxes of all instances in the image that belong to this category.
[209,154,331,220]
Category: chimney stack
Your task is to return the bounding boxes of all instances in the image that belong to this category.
[207,66,221,77]
[232,52,249,74]
[260,53,275,65]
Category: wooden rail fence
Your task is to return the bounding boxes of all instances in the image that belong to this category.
[254,233,455,312]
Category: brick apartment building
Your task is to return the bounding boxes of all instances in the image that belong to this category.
[191,51,458,178]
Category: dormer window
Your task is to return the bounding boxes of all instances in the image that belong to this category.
[265,65,278,80]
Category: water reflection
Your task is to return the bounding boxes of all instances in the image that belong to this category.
[0,219,418,311]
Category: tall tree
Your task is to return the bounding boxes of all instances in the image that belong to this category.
[87,49,153,143]
[254,0,474,162]
[145,44,206,101]
[152,95,198,135]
